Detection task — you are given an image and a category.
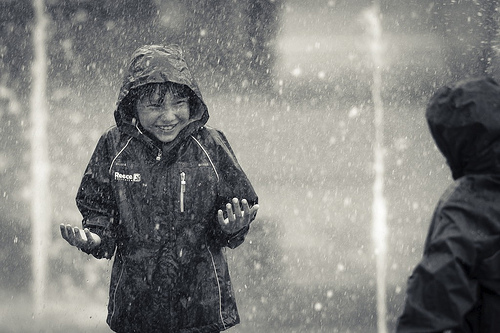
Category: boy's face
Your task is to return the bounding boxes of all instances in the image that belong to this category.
[136,86,191,143]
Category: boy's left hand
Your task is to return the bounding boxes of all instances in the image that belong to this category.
[218,198,259,234]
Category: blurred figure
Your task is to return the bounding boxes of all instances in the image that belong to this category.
[60,44,259,333]
[396,77,500,332]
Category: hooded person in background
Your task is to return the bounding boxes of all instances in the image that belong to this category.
[396,77,500,332]
[60,44,259,333]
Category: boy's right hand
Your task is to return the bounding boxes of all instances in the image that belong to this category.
[60,224,101,251]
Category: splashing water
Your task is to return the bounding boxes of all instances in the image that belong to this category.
[31,0,51,319]
[365,4,388,333]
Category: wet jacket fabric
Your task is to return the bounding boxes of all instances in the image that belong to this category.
[76,45,258,333]
[396,77,500,333]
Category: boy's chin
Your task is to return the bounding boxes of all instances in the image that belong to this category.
[157,130,181,143]
[156,135,176,143]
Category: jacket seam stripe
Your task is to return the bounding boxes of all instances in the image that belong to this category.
[206,245,227,330]
[109,137,133,174]
[109,260,126,323]
[190,135,220,182]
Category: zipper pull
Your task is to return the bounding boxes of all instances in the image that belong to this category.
[180,172,186,212]
[156,150,162,161]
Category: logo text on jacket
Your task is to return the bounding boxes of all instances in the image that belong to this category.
[114,171,141,182]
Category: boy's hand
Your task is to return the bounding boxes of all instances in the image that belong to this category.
[217,198,259,234]
[60,224,101,251]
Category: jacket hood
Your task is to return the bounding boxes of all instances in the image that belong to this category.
[426,77,500,179]
[114,44,209,145]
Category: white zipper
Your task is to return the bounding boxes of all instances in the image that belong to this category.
[180,171,186,212]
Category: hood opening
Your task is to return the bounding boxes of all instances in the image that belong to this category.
[113,44,209,140]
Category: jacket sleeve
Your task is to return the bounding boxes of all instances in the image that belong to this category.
[208,128,258,249]
[396,205,479,332]
[75,133,118,259]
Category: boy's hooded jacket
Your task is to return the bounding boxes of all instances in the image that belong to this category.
[76,45,258,333]
[396,77,500,332]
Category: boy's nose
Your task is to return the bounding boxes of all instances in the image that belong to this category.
[158,107,176,121]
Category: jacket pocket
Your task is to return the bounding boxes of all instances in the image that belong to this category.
[108,254,157,330]
[176,166,217,217]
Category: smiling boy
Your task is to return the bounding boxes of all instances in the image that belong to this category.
[60,44,259,333]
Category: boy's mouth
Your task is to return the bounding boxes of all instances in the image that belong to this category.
[157,124,176,132]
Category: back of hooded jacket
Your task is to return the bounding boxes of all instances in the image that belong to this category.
[75,45,258,333]
[396,77,500,332]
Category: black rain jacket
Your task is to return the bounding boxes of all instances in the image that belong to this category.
[396,77,500,332]
[76,45,258,333]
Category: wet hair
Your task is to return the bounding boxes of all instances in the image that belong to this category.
[134,82,192,106]
[121,82,197,119]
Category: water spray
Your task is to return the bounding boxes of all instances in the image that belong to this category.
[364,4,388,333]
[31,0,50,319]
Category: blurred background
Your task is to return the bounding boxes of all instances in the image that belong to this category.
[1,0,499,332]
